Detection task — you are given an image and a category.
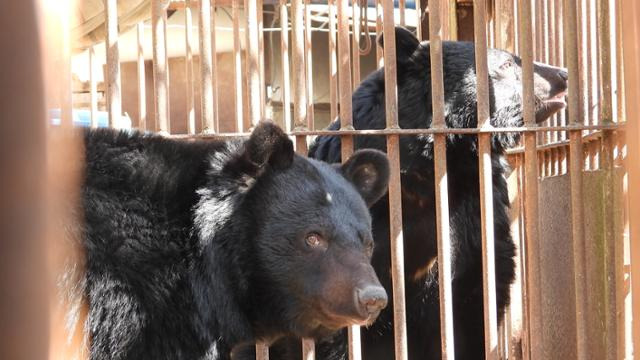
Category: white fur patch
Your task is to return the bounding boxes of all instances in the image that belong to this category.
[326,192,333,203]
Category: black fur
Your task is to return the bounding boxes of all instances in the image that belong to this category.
[284,27,567,360]
[79,121,391,359]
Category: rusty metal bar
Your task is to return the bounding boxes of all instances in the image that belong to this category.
[376,0,383,68]
[305,0,314,128]
[382,0,408,358]
[259,0,266,117]
[211,0,220,133]
[247,0,262,126]
[415,0,421,40]
[137,22,147,131]
[399,0,405,26]
[292,0,308,154]
[60,0,73,129]
[620,1,640,355]
[329,0,338,123]
[255,342,269,360]
[563,0,588,359]
[280,0,292,131]
[347,325,361,360]
[428,0,455,358]
[615,0,625,123]
[519,0,542,358]
[199,0,215,133]
[474,0,499,357]
[338,0,354,161]
[233,0,244,132]
[597,0,622,358]
[0,2,48,357]
[352,0,361,88]
[90,45,99,129]
[302,338,315,360]
[152,0,169,134]
[106,0,122,129]
[185,0,196,134]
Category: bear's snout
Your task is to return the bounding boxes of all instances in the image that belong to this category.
[355,285,388,319]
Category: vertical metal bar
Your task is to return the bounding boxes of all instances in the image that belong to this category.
[199,0,214,133]
[448,0,458,40]
[516,153,531,360]
[152,0,169,134]
[247,0,262,127]
[302,338,316,360]
[428,0,455,358]
[60,0,73,129]
[376,0,383,68]
[137,22,147,131]
[233,0,244,132]
[211,0,220,133]
[259,0,266,117]
[382,1,408,359]
[348,326,361,360]
[305,0,314,128]
[615,0,626,123]
[185,0,196,134]
[90,45,99,129]
[399,0,406,26]
[620,3,640,354]
[329,0,338,123]
[352,0,361,88]
[255,342,269,360]
[0,2,48,357]
[474,0,499,357]
[519,0,543,358]
[292,0,308,153]
[106,0,122,129]
[563,0,588,359]
[281,0,292,131]
[495,0,516,52]
[597,0,622,358]
[337,0,353,160]
[587,0,599,126]
[415,0,422,41]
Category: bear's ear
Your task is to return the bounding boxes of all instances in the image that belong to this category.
[224,120,294,189]
[243,120,294,170]
[377,26,420,62]
[339,149,390,207]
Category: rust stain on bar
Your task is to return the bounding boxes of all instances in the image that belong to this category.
[474,1,500,356]
[90,45,99,129]
[137,23,147,131]
[280,0,292,131]
[185,0,196,134]
[428,0,455,358]
[152,0,170,134]
[382,0,407,359]
[106,0,122,129]
[292,0,307,131]
[563,0,589,358]
[199,0,214,133]
[247,0,262,126]
[233,0,244,132]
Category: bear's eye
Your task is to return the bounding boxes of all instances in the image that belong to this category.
[500,60,514,71]
[304,233,327,250]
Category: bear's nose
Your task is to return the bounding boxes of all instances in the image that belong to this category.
[557,69,569,82]
[356,286,388,316]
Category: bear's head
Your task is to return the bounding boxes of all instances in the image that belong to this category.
[196,121,390,340]
[379,26,568,150]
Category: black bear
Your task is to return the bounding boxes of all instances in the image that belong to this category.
[77,121,391,359]
[254,27,568,360]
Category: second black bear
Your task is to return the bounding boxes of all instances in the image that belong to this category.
[76,121,391,359]
[299,27,567,359]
